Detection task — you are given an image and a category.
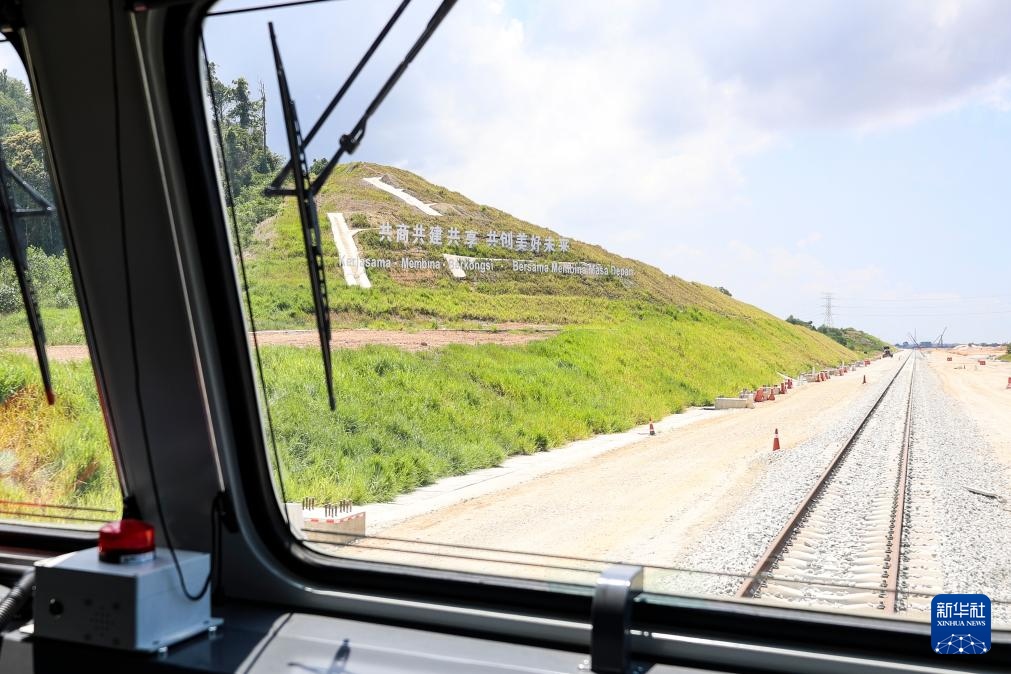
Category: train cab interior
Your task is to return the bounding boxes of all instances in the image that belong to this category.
[0,1,1005,672]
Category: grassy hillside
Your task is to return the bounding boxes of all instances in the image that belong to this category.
[264,315,855,501]
[237,162,862,500]
[0,161,870,511]
[247,162,789,329]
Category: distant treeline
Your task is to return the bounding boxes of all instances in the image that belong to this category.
[785,314,889,355]
[0,65,290,263]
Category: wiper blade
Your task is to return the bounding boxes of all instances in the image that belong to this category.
[261,0,455,410]
[266,0,457,197]
[269,22,335,411]
[0,147,54,405]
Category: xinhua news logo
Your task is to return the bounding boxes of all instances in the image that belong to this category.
[931,594,991,655]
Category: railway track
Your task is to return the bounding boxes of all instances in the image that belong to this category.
[737,353,917,612]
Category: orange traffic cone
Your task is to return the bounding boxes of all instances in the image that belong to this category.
[768,386,776,401]
[787,378,793,389]
[772,428,781,451]
[1006,377,1010,390]
[649,420,656,436]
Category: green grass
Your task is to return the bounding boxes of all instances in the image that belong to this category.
[0,307,85,347]
[262,313,854,503]
[1000,353,1011,363]
[0,353,120,517]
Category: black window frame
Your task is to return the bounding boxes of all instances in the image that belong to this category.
[0,26,122,545]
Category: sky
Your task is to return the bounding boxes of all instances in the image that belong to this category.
[205,1,1009,343]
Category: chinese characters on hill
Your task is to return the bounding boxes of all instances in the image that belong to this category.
[377,222,570,253]
[338,255,632,278]
[337,223,634,279]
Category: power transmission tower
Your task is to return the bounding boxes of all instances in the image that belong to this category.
[259,80,268,153]
[821,292,834,328]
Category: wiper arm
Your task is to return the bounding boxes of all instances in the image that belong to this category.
[266,0,457,197]
[7,168,54,216]
[266,0,412,196]
[269,22,335,411]
[262,1,455,410]
[0,146,54,405]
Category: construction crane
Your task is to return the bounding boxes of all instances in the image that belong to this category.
[934,327,947,348]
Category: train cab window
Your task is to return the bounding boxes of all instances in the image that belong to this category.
[0,45,120,527]
[201,0,1010,636]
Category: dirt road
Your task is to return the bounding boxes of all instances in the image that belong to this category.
[3,327,559,362]
[254,327,557,351]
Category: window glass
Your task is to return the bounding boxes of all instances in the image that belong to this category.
[204,0,1011,629]
[0,45,120,527]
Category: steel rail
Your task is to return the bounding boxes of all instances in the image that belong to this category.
[737,354,914,601]
[882,358,915,611]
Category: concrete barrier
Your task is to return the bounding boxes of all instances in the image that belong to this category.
[715,396,755,409]
[303,511,366,545]
[286,503,367,545]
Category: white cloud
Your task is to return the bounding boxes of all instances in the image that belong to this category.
[380,0,1011,247]
[253,0,1011,340]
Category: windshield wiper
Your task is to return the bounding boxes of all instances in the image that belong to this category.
[265,0,457,197]
[264,1,455,410]
[265,0,412,196]
[269,22,336,411]
[0,144,55,404]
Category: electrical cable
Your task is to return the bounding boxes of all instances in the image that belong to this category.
[108,0,214,601]
[201,38,291,511]
[0,569,34,631]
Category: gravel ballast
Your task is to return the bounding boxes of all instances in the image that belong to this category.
[655,351,1011,628]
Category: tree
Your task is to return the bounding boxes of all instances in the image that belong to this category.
[0,71,62,257]
[232,77,253,129]
[0,70,37,137]
[206,64,282,245]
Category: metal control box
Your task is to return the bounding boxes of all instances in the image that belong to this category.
[33,547,216,651]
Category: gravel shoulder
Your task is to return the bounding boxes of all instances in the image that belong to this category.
[926,348,1011,469]
[903,351,1011,625]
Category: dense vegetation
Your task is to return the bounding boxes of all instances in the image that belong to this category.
[206,65,284,247]
[0,69,60,257]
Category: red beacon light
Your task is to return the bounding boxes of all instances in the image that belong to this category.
[98,518,156,564]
